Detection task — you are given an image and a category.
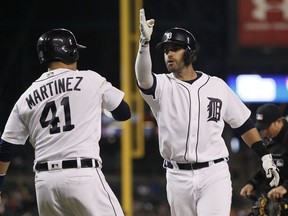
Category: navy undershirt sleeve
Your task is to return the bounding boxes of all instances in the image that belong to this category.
[234,117,255,136]
[0,139,18,162]
[137,73,157,99]
[111,100,131,121]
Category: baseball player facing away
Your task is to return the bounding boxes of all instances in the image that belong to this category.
[135,9,280,216]
[0,29,130,216]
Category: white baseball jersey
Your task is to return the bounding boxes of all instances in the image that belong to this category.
[1,68,124,163]
[140,71,251,163]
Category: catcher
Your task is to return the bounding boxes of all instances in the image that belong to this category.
[240,104,288,215]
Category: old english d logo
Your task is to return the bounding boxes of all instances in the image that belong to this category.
[207,97,222,122]
[164,32,172,40]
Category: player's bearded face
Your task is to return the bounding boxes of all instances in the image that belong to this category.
[164,45,186,73]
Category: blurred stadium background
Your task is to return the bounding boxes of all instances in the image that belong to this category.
[1,0,288,215]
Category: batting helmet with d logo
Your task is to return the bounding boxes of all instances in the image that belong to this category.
[156,27,197,64]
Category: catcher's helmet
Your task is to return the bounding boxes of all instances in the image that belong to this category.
[37,28,86,64]
[156,27,196,51]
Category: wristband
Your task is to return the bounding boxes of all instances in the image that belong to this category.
[0,174,6,193]
[251,141,269,158]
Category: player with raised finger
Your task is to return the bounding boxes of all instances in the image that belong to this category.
[135,8,280,216]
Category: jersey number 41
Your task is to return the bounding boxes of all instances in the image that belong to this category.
[40,96,75,134]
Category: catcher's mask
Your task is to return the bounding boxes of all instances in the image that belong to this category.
[156,27,197,65]
[37,28,86,65]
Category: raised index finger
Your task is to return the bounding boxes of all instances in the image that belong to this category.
[140,8,146,22]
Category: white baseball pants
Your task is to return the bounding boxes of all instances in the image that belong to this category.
[166,161,232,216]
[34,167,124,216]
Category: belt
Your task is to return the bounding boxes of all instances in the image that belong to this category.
[164,157,228,170]
[34,158,99,172]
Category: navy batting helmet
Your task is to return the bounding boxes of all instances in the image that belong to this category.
[157,27,197,64]
[156,27,196,51]
[37,28,86,64]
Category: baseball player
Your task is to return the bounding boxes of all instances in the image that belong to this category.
[0,28,130,216]
[135,9,280,216]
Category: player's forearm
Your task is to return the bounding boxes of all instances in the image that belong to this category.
[0,162,10,193]
[241,128,269,157]
[135,44,154,89]
[0,162,9,174]
[241,128,262,147]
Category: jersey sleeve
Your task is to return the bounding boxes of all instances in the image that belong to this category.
[102,84,124,111]
[139,73,165,113]
[99,78,124,112]
[1,103,29,145]
[223,83,251,129]
[85,71,124,111]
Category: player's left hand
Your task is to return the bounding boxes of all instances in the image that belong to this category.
[261,154,280,187]
[139,8,155,45]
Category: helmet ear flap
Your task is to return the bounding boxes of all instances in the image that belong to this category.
[183,47,196,65]
[67,48,79,62]
[69,48,79,62]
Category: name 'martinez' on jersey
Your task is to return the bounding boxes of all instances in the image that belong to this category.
[25,76,83,109]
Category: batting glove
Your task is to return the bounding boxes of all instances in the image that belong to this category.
[139,8,155,46]
[261,154,280,187]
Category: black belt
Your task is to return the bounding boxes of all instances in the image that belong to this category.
[35,158,99,171]
[164,157,227,170]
